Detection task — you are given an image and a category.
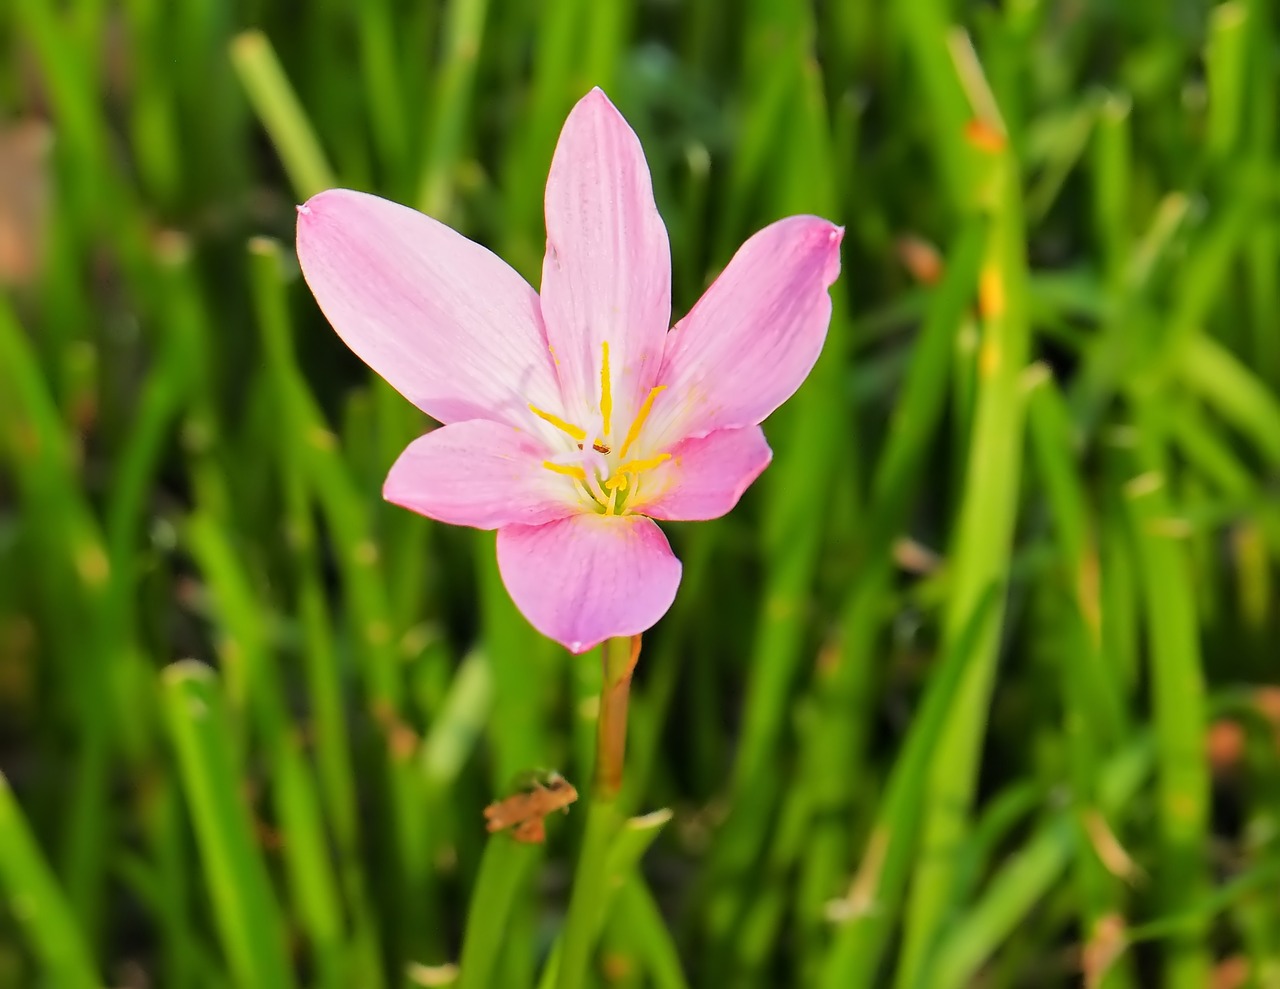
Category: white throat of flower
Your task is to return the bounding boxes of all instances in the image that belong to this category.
[529,341,669,516]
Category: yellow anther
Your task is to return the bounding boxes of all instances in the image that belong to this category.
[603,473,629,492]
[599,341,613,437]
[542,461,588,482]
[529,403,586,443]
[614,453,671,476]
[618,385,666,458]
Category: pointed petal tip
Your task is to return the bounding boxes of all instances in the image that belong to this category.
[777,215,844,254]
[570,85,623,122]
[825,223,845,279]
[295,188,363,225]
[801,217,845,283]
[804,216,844,244]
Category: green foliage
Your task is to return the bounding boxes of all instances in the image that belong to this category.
[2,0,1279,986]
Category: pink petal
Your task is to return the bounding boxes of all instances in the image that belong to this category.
[540,89,671,436]
[646,216,843,443]
[632,426,773,522]
[297,189,562,426]
[496,513,682,653]
[383,420,581,530]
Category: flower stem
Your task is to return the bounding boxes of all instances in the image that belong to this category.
[555,635,641,989]
[595,634,639,800]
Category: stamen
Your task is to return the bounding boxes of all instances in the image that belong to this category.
[599,341,613,437]
[618,385,666,458]
[603,473,629,492]
[614,453,671,476]
[529,403,586,443]
[542,461,588,482]
[605,483,620,516]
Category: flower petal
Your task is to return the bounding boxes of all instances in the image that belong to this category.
[384,420,580,529]
[496,513,682,653]
[540,89,671,435]
[632,426,773,522]
[297,188,562,426]
[647,215,843,443]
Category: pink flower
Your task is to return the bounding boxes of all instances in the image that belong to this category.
[296,88,842,653]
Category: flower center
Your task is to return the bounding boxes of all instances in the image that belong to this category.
[529,341,669,516]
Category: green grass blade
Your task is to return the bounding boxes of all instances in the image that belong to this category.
[896,38,1033,987]
[819,586,999,988]
[1176,335,1280,468]
[160,661,297,989]
[1123,419,1212,988]
[457,836,543,989]
[415,0,492,215]
[0,774,101,988]
[231,29,337,198]
[541,809,674,989]
[926,741,1154,989]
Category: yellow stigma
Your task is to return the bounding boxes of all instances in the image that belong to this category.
[599,341,613,437]
[618,385,666,458]
[542,460,588,482]
[528,403,586,443]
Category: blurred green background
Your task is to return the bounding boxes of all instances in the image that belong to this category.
[3,0,1280,986]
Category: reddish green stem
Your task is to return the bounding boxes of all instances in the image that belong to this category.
[594,634,641,800]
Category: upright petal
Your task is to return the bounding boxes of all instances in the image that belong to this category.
[297,189,562,426]
[497,514,682,653]
[383,420,582,530]
[540,89,671,435]
[646,216,843,443]
[632,426,773,522]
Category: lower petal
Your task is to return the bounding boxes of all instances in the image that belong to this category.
[632,426,773,522]
[496,514,682,653]
[384,420,580,529]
